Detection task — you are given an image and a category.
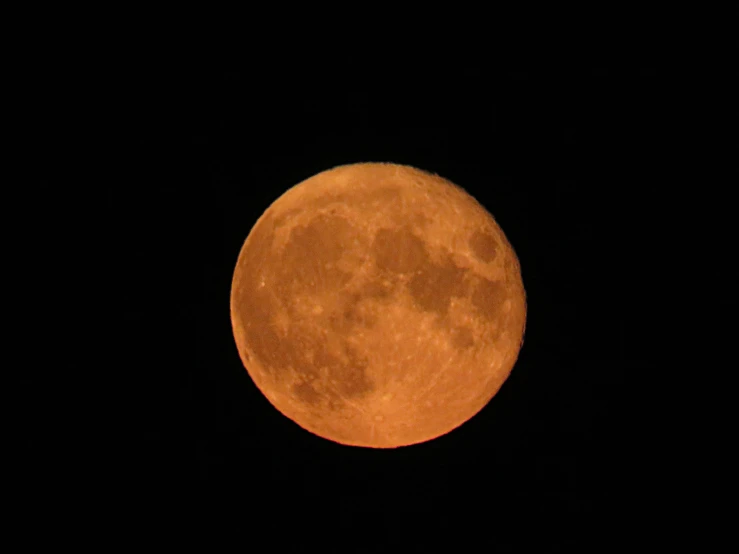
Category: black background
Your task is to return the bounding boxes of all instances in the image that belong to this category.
[29,45,730,547]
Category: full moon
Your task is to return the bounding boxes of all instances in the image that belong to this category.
[230,162,526,448]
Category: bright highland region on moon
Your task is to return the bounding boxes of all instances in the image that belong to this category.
[230,162,526,448]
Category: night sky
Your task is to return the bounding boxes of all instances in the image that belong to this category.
[31,50,714,547]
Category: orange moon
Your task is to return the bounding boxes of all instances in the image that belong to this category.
[230,162,526,448]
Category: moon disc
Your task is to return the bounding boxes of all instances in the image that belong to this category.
[230,162,526,448]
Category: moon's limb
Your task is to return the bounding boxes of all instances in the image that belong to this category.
[230,162,526,448]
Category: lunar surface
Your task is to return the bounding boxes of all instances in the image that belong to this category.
[230,162,526,448]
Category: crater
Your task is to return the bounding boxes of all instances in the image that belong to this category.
[449,325,475,350]
[233,211,285,376]
[250,317,331,380]
[329,292,380,334]
[279,213,357,293]
[245,320,283,375]
[468,230,498,262]
[372,226,429,274]
[357,186,403,209]
[309,335,345,373]
[471,277,507,321]
[293,380,322,405]
[409,210,432,229]
[361,275,396,300]
[285,185,403,222]
[349,298,379,328]
[408,254,470,316]
[327,347,374,399]
[272,207,304,229]
[279,321,375,403]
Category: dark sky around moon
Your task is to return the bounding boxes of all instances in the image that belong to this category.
[32,50,712,546]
